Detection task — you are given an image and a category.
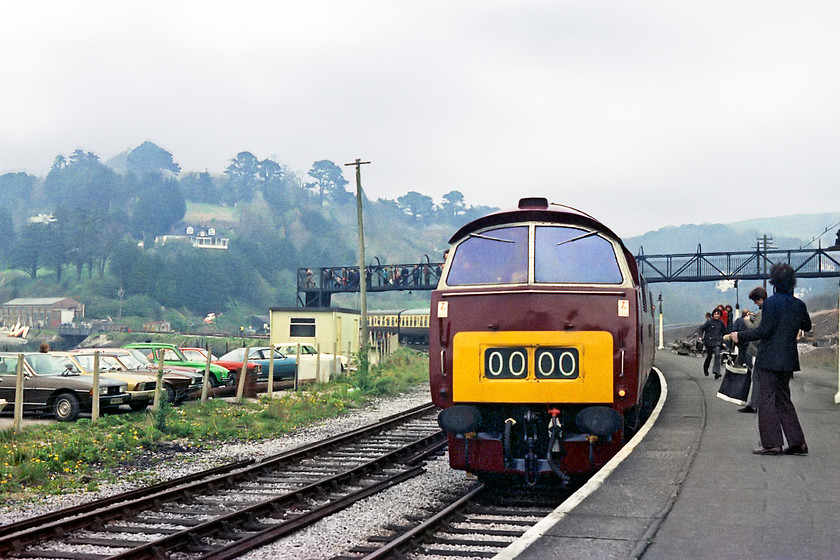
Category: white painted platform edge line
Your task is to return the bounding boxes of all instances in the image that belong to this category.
[493,366,668,560]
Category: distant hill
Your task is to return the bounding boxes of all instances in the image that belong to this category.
[625,212,840,256]
[621,212,840,327]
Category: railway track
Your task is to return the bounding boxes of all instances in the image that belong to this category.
[335,478,573,559]
[0,403,444,559]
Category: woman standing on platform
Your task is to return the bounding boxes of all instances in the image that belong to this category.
[731,263,812,456]
[699,308,727,379]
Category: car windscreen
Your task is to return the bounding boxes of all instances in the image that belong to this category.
[181,349,206,361]
[74,355,125,371]
[221,348,246,361]
[126,349,152,365]
[446,226,529,286]
[534,226,624,284]
[25,354,74,376]
[117,353,146,368]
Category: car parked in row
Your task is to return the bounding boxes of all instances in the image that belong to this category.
[93,348,200,402]
[52,351,159,411]
[123,343,232,387]
[216,347,297,381]
[0,352,129,421]
[274,342,349,373]
[179,347,218,363]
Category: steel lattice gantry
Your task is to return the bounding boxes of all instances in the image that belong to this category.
[635,246,840,283]
[297,262,445,307]
[297,247,840,307]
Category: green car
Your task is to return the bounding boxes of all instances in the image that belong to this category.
[123,343,232,387]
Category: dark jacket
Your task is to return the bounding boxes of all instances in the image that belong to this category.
[699,317,727,346]
[736,292,811,372]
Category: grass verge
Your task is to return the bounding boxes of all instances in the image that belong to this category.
[0,349,428,500]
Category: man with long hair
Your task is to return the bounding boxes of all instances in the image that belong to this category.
[731,263,812,455]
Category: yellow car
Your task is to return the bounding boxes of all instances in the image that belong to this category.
[52,351,158,411]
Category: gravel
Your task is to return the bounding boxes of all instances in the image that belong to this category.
[0,386,476,559]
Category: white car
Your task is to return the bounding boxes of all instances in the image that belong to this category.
[274,343,348,373]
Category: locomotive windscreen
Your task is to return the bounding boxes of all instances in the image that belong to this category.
[445,224,624,286]
[446,226,528,285]
[534,226,624,284]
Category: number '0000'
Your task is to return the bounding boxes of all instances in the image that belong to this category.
[487,350,527,377]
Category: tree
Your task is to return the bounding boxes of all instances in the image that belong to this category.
[261,160,301,207]
[108,237,144,289]
[224,152,260,203]
[0,208,15,262]
[306,160,349,205]
[0,172,36,208]
[126,141,181,176]
[41,221,69,282]
[129,173,186,241]
[439,190,466,220]
[179,171,220,204]
[10,222,51,279]
[44,150,118,211]
[397,191,435,220]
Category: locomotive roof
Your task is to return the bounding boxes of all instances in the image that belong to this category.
[448,197,623,245]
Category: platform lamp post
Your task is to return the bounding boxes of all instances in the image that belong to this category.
[345,158,371,374]
[657,292,664,350]
[834,276,840,405]
[830,231,840,404]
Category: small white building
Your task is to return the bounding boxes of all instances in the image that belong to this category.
[269,307,360,361]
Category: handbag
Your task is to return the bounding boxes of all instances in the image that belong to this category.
[716,357,751,405]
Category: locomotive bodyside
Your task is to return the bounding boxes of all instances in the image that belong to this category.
[429,197,655,483]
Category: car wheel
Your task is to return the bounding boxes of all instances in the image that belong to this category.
[53,393,80,422]
[129,402,149,411]
[165,384,177,403]
[208,374,220,388]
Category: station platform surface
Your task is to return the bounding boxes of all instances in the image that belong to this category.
[509,350,840,560]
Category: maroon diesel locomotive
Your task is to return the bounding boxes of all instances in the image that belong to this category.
[430,197,656,484]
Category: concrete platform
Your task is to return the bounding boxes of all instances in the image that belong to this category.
[502,351,840,559]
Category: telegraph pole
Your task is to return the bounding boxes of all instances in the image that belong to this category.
[345,158,371,368]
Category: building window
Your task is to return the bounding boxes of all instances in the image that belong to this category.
[290,317,316,337]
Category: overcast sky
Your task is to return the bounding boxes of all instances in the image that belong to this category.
[2,1,839,238]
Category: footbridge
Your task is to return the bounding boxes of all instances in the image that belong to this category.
[298,246,840,307]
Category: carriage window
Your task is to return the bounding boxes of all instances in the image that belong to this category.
[534,226,623,284]
[446,227,529,285]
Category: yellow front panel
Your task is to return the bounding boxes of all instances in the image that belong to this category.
[452,331,614,404]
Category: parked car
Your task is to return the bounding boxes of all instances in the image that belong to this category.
[216,347,297,381]
[0,352,129,421]
[123,343,232,387]
[274,342,349,372]
[92,348,199,402]
[53,351,159,411]
[180,347,218,362]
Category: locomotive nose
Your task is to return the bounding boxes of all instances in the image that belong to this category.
[438,405,481,434]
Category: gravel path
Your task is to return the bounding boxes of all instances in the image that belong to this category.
[0,386,475,559]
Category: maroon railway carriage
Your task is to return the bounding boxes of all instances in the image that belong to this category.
[430,197,656,484]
